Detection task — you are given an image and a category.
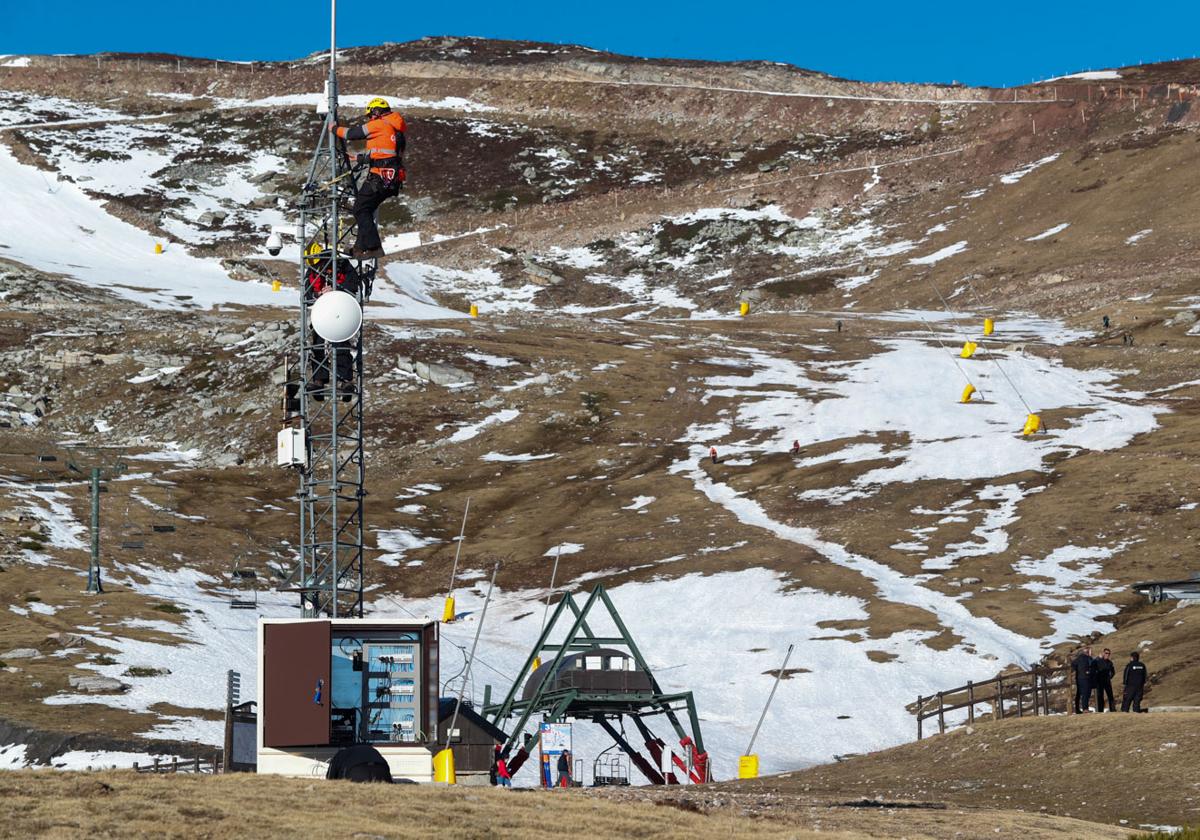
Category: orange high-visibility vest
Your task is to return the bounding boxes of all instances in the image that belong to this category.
[336,111,406,178]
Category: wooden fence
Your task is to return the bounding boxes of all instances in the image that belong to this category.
[132,755,221,774]
[915,664,1073,739]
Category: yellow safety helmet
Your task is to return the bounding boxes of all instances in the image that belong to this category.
[365,97,390,114]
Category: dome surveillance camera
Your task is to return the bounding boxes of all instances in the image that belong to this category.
[266,231,283,256]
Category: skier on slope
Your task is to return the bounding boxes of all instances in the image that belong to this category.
[329,97,407,259]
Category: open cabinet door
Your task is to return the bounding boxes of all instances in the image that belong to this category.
[263,621,331,747]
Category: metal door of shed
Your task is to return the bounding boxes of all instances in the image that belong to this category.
[263,621,331,747]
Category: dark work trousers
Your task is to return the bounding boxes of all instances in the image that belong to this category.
[1094,679,1115,712]
[352,173,400,251]
[1121,686,1144,713]
[311,337,353,384]
[1074,679,1092,713]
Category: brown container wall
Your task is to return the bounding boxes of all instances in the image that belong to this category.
[263,621,331,747]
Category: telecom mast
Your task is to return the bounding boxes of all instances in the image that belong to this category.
[281,0,374,617]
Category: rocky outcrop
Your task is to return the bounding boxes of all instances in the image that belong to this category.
[396,356,475,387]
[68,674,131,694]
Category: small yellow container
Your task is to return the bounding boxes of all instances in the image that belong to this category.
[469,303,478,318]
[960,341,978,359]
[739,301,750,317]
[983,317,995,336]
[1022,414,1041,436]
[738,754,759,779]
[154,243,163,254]
[271,280,282,292]
[960,384,976,403]
[433,748,456,784]
[442,595,456,623]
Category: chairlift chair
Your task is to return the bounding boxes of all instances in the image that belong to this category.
[120,502,145,550]
[229,557,260,610]
[151,488,178,533]
[591,740,631,786]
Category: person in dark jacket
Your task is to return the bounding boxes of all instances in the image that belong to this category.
[1122,651,1149,712]
[1072,645,1094,713]
[1093,648,1116,712]
[556,750,572,788]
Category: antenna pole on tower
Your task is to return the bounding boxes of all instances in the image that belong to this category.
[281,0,375,618]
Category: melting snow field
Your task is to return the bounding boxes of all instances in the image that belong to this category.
[2,308,1164,778]
[359,311,1160,782]
[40,563,296,745]
[0,144,279,310]
[374,570,1011,780]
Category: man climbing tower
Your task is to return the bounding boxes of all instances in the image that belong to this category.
[330,97,406,259]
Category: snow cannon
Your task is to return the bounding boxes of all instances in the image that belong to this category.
[310,290,362,342]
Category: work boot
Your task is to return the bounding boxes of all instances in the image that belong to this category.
[309,374,329,402]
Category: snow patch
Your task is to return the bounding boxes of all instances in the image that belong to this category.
[909,241,968,266]
[1000,153,1061,185]
[1026,223,1069,241]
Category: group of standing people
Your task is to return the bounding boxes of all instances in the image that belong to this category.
[1072,645,1149,713]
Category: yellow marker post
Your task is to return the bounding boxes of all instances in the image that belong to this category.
[983,318,995,336]
[433,748,456,784]
[442,595,456,623]
[154,243,163,254]
[1022,414,1041,436]
[739,301,750,317]
[469,303,478,318]
[271,280,282,292]
[960,384,976,403]
[960,341,978,359]
[738,754,759,779]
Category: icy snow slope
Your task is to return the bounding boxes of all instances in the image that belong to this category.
[0,143,279,310]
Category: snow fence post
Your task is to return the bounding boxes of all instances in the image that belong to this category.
[967,682,975,725]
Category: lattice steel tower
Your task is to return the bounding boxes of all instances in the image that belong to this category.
[282,1,374,618]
